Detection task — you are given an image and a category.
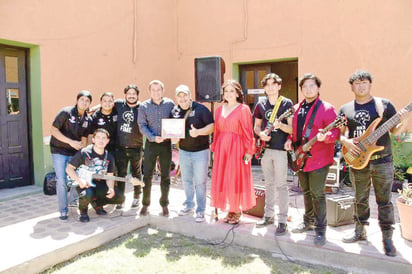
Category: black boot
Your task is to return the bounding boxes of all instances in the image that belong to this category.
[342,223,367,243]
[382,229,397,257]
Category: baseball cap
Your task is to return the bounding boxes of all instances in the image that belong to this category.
[175,84,190,95]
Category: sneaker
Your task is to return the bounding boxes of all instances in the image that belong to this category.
[178,207,195,216]
[79,213,90,223]
[195,212,205,223]
[95,207,107,216]
[275,223,288,236]
[116,204,123,209]
[256,216,274,227]
[314,232,326,247]
[59,213,68,220]
[131,199,140,208]
[292,222,314,233]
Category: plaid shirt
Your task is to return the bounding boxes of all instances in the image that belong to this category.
[138,98,175,142]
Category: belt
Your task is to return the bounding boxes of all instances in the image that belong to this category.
[370,154,390,161]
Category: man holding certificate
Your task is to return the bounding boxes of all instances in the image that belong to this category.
[138,80,175,217]
[171,85,214,222]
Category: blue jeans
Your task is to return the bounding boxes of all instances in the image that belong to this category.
[52,153,72,215]
[179,149,209,214]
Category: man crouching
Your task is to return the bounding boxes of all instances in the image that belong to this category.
[66,128,125,222]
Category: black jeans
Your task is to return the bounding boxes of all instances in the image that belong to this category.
[349,161,394,231]
[298,165,330,233]
[142,140,172,207]
[77,182,125,214]
[115,146,143,199]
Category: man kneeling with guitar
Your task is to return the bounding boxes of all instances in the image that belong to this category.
[339,70,410,257]
[66,128,138,222]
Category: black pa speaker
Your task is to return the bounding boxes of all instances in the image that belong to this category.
[195,56,225,102]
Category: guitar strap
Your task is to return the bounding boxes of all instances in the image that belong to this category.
[268,96,284,124]
[304,100,322,142]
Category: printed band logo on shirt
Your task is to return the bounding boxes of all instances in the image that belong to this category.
[85,157,109,174]
[264,110,272,121]
[69,116,76,124]
[120,111,134,133]
[97,118,106,126]
[354,110,370,126]
[353,110,370,137]
[171,108,181,118]
[123,111,134,123]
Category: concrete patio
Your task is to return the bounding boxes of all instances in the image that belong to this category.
[0,168,411,274]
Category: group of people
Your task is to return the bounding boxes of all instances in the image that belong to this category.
[50,70,410,257]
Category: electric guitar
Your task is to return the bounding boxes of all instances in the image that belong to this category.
[75,165,145,188]
[255,107,294,159]
[342,102,412,169]
[289,115,346,172]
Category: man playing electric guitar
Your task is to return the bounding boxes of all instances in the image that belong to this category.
[253,73,293,235]
[66,128,126,222]
[284,73,340,247]
[339,70,410,257]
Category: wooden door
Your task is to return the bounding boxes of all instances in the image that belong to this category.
[0,46,31,188]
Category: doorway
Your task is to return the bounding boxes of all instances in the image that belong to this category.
[239,59,299,110]
[0,45,31,188]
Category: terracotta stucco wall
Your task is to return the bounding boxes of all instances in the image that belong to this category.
[1,0,411,136]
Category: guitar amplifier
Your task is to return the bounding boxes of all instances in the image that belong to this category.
[326,195,355,227]
[243,185,265,218]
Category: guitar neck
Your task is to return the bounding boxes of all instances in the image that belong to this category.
[367,111,407,144]
[302,122,336,151]
[92,174,127,182]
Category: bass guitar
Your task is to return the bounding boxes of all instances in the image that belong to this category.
[289,115,346,172]
[255,107,294,159]
[74,165,145,187]
[342,102,412,169]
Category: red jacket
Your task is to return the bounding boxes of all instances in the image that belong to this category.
[290,97,340,172]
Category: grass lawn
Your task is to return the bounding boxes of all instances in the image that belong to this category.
[43,227,343,274]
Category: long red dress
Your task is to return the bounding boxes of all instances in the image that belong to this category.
[210,104,256,212]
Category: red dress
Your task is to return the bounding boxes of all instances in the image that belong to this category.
[210,104,256,212]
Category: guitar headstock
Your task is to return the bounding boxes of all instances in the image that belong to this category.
[278,107,295,120]
[126,175,145,187]
[404,102,412,112]
[334,114,347,128]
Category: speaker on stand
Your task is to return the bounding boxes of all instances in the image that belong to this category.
[195,56,225,220]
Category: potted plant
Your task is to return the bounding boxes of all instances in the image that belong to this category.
[397,183,412,241]
[391,134,412,188]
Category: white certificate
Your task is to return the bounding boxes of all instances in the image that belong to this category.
[161,118,185,138]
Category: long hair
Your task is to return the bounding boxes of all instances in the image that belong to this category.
[221,80,244,103]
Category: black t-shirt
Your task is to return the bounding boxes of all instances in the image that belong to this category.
[339,98,397,158]
[50,105,92,156]
[91,109,118,152]
[170,101,214,152]
[295,100,316,147]
[69,145,114,183]
[115,99,143,148]
[253,97,293,150]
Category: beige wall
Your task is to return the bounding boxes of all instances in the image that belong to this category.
[1,0,412,135]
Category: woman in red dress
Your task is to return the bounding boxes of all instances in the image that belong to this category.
[210,80,256,224]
